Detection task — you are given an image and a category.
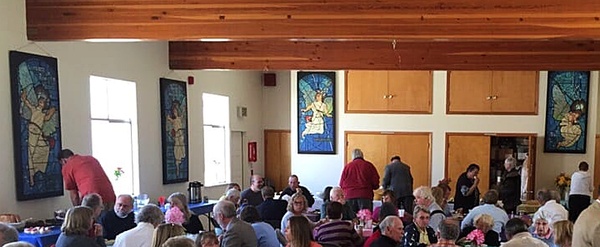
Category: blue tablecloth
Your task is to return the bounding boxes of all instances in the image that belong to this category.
[188,201,216,215]
[18,228,61,247]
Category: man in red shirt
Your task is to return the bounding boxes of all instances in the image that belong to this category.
[339,148,380,213]
[59,149,116,208]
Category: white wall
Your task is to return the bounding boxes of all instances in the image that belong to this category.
[287,71,599,195]
[0,0,263,219]
[262,71,292,130]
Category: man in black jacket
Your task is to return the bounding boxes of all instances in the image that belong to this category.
[371,216,404,247]
[257,186,288,229]
[279,174,314,207]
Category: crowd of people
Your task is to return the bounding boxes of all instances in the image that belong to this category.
[3,147,600,247]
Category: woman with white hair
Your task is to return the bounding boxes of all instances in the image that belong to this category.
[530,213,557,247]
[413,186,445,230]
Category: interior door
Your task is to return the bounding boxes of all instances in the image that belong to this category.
[264,130,291,191]
[386,133,432,188]
[446,134,491,195]
[526,135,537,200]
[346,133,388,176]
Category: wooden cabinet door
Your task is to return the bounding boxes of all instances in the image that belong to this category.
[446,134,490,195]
[346,71,388,112]
[447,71,493,113]
[387,71,433,113]
[595,135,600,198]
[491,71,538,114]
[525,135,537,200]
[264,130,291,191]
[387,133,431,188]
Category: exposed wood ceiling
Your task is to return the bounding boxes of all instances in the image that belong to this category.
[26,0,600,70]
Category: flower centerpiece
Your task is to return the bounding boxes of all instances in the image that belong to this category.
[165,206,186,225]
[555,172,571,196]
[356,209,372,228]
[458,228,485,246]
[114,167,124,180]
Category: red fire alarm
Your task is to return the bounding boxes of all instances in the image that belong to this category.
[187,76,194,85]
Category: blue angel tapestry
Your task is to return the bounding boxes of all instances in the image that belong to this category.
[297,71,336,154]
[544,71,590,153]
[10,51,63,200]
[160,78,189,184]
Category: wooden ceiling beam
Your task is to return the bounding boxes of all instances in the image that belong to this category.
[26,0,600,41]
[169,40,600,70]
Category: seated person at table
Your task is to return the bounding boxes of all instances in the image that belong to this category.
[364,202,399,247]
[256,186,287,229]
[372,190,397,222]
[241,175,265,207]
[213,200,258,247]
[461,189,508,235]
[279,175,315,207]
[320,187,356,221]
[162,236,195,247]
[219,183,241,201]
[371,216,404,247]
[167,192,204,234]
[99,194,136,240]
[403,205,437,247]
[503,218,549,247]
[413,186,445,231]
[0,222,18,246]
[430,220,461,247]
[239,205,280,247]
[281,192,312,233]
[113,204,164,247]
[314,201,363,247]
[458,214,500,247]
[530,213,557,247]
[222,188,241,207]
[82,193,104,220]
[151,223,186,247]
[56,206,106,247]
[195,232,219,247]
[534,189,568,228]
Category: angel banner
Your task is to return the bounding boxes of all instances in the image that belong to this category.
[9,51,63,200]
[297,71,336,154]
[544,71,590,153]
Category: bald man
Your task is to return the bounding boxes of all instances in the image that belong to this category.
[241,175,265,206]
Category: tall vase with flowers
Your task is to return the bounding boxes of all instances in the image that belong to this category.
[555,172,571,200]
[356,209,373,228]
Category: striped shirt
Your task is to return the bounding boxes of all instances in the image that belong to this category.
[313,220,362,247]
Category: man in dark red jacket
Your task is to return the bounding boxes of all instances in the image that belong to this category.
[339,148,380,213]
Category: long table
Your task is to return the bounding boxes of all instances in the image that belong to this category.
[18,227,61,247]
[187,200,218,230]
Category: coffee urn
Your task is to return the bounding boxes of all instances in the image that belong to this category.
[188,181,204,204]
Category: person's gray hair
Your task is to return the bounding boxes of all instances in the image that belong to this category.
[413,186,435,202]
[438,219,460,241]
[117,194,134,202]
[0,223,19,245]
[536,189,553,203]
[81,193,103,211]
[379,215,400,236]
[136,204,164,225]
[214,200,236,218]
[225,188,241,202]
[505,157,517,169]
[351,149,364,159]
[3,241,35,247]
[550,190,562,202]
[261,186,275,198]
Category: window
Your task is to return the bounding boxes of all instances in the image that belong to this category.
[203,93,230,186]
[90,76,139,195]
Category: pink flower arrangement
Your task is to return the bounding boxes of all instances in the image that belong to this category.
[165,206,186,225]
[466,229,485,246]
[356,209,372,222]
